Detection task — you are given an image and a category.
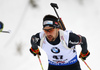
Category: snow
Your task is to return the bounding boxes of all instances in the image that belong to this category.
[0,0,100,70]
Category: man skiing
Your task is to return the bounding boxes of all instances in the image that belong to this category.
[30,14,90,70]
[0,21,4,32]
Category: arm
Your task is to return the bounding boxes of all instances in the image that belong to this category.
[68,32,90,60]
[31,33,41,47]
[30,33,41,56]
[68,33,87,53]
[80,36,88,53]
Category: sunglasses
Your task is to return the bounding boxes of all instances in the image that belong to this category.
[43,28,54,33]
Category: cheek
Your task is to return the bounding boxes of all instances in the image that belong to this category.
[44,29,58,37]
[52,30,57,37]
[44,31,53,36]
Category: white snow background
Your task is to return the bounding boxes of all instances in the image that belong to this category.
[0,0,100,70]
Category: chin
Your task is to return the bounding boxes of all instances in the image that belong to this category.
[49,38,55,42]
[47,38,52,41]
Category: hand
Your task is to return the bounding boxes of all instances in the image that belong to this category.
[79,50,90,60]
[30,47,41,56]
[0,21,4,32]
[30,35,41,56]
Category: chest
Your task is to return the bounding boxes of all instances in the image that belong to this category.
[42,38,76,57]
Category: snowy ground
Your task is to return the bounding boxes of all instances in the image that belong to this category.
[0,0,100,70]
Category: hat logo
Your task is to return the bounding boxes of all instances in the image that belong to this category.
[43,21,53,25]
[55,22,58,25]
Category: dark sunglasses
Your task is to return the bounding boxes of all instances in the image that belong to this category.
[43,28,54,33]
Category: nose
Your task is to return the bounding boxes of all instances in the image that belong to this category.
[46,31,51,35]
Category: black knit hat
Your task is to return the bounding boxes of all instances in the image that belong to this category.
[43,15,60,28]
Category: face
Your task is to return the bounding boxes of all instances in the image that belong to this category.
[43,27,59,42]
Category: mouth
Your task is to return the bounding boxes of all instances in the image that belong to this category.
[47,35,53,41]
[47,35,52,39]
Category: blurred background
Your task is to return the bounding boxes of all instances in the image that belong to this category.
[0,0,100,70]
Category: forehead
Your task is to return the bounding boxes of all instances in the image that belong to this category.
[43,26,54,30]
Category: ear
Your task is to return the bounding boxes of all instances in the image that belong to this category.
[56,28,59,32]
[57,28,59,31]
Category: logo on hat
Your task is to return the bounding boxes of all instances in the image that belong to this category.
[55,22,58,25]
[43,21,53,25]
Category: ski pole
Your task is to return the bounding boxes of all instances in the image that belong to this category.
[81,58,91,70]
[1,30,11,33]
[37,55,44,70]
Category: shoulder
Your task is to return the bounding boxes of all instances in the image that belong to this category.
[39,31,45,39]
[69,32,80,42]
[59,29,72,34]
[31,31,45,46]
[59,30,72,39]
[31,31,45,39]
[59,30,72,46]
